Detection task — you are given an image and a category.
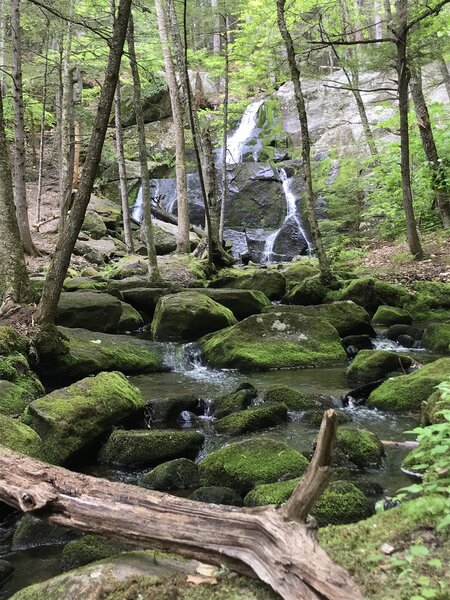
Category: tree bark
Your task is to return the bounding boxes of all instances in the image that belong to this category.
[154,0,190,254]
[276,0,333,281]
[72,65,83,191]
[0,90,31,306]
[410,68,450,227]
[0,411,362,600]
[438,57,450,102]
[37,0,132,325]
[36,25,50,230]
[127,12,160,279]
[11,0,39,256]
[219,13,229,243]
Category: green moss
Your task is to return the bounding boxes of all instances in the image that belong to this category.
[198,438,309,494]
[339,277,410,313]
[99,429,205,467]
[422,324,450,353]
[312,480,374,526]
[303,410,353,427]
[0,380,29,416]
[284,274,327,305]
[347,350,412,384]
[198,289,271,321]
[0,354,44,399]
[190,486,243,506]
[61,535,130,572]
[244,478,300,506]
[215,402,288,436]
[422,389,450,425]
[368,358,450,412]
[372,305,412,326]
[63,277,108,292]
[282,258,320,291]
[116,301,144,332]
[210,268,286,300]
[0,415,42,459]
[21,372,145,465]
[0,326,28,356]
[407,281,450,317]
[336,427,385,469]
[213,385,257,419]
[138,458,199,491]
[262,384,317,410]
[200,313,346,371]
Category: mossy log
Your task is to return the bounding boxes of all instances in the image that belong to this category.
[0,410,362,600]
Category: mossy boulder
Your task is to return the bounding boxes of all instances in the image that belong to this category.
[12,515,74,551]
[0,326,28,356]
[116,301,144,333]
[35,327,165,384]
[21,372,145,465]
[210,268,286,300]
[422,324,450,353]
[422,387,450,425]
[63,276,108,292]
[137,458,199,491]
[99,429,205,467]
[312,481,374,526]
[336,427,385,469]
[262,384,317,410]
[198,438,309,494]
[151,292,237,342]
[61,535,130,572]
[264,301,375,337]
[406,280,450,321]
[190,486,243,506]
[81,210,108,239]
[193,288,271,321]
[282,259,320,290]
[105,255,149,280]
[0,380,30,416]
[303,410,353,427]
[347,350,412,384]
[215,402,288,436]
[0,415,43,458]
[372,305,412,326]
[119,287,175,320]
[339,277,410,313]
[0,353,44,399]
[213,384,257,419]
[200,312,346,371]
[367,358,450,411]
[284,275,327,305]
[244,477,300,507]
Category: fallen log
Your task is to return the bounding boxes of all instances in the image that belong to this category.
[0,410,362,600]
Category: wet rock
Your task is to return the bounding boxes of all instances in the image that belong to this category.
[195,288,271,321]
[347,350,412,385]
[262,384,318,410]
[189,486,243,506]
[372,306,412,326]
[215,402,288,436]
[138,458,199,491]
[271,217,308,260]
[12,515,74,551]
[336,427,385,469]
[342,334,373,352]
[209,268,286,300]
[386,324,423,344]
[213,384,257,419]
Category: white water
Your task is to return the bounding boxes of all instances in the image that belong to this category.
[372,338,425,353]
[225,99,264,164]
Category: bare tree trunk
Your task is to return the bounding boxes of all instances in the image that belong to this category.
[276,0,333,281]
[392,0,424,259]
[11,0,39,256]
[166,0,188,109]
[37,0,132,325]
[36,26,50,230]
[0,0,5,96]
[127,12,160,280]
[219,13,229,243]
[202,127,220,250]
[154,0,190,254]
[210,0,221,53]
[52,37,63,172]
[72,65,82,191]
[438,56,450,101]
[410,69,450,227]
[0,411,362,600]
[0,90,31,307]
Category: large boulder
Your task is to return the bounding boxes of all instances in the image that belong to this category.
[200,312,346,371]
[0,326,28,356]
[282,259,320,291]
[198,438,309,494]
[21,372,145,465]
[210,268,287,300]
[372,305,412,326]
[151,292,237,342]
[264,301,375,337]
[119,287,170,320]
[339,277,410,314]
[81,211,108,239]
[0,353,44,400]
[367,358,450,411]
[0,414,43,459]
[215,402,288,436]
[138,458,199,491]
[422,324,450,353]
[193,288,271,320]
[35,327,165,383]
[0,380,31,416]
[346,350,413,384]
[335,427,385,469]
[212,384,257,419]
[99,429,205,467]
[284,275,327,305]
[262,384,318,410]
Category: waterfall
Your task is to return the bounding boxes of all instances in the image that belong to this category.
[225,99,264,164]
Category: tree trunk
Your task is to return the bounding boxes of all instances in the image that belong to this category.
[166,0,188,109]
[154,0,190,254]
[219,13,229,243]
[276,0,333,281]
[127,12,160,280]
[37,0,132,325]
[410,69,450,227]
[72,65,83,191]
[0,90,31,307]
[11,0,39,256]
[0,411,362,600]
[438,56,450,101]
[393,0,424,259]
[36,25,49,230]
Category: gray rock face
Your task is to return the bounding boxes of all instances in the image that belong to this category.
[272,216,308,259]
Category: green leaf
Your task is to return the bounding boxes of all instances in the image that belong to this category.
[427,559,442,568]
[409,545,429,557]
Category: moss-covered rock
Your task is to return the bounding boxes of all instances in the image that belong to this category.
[0,353,44,400]
[81,210,108,239]
[193,288,271,321]
[61,535,130,572]
[406,280,450,322]
[104,255,150,280]
[99,429,205,467]
[215,402,288,436]
[0,380,29,416]
[367,358,450,411]
[119,287,171,321]
[303,410,353,427]
[0,326,28,356]
[372,305,412,326]
[0,415,42,458]
[198,438,309,494]
[189,486,243,506]
[21,372,145,465]
[422,324,450,353]
[200,312,346,371]
[244,477,300,507]
[210,268,286,300]
[138,458,199,491]
[262,384,318,410]
[151,292,237,342]
[312,481,374,526]
[336,427,385,469]
[264,301,375,337]
[12,515,74,551]
[339,277,410,313]
[116,301,144,332]
[213,384,257,419]
[422,387,450,425]
[282,258,320,291]
[63,277,108,292]
[284,274,328,306]
[347,350,412,384]
[35,327,165,384]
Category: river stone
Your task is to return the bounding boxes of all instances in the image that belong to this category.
[0,414,43,459]
[336,427,385,469]
[190,486,243,506]
[283,259,320,290]
[56,291,125,333]
[262,384,318,410]
[198,438,309,494]
[386,324,423,344]
[367,357,450,411]
[209,269,286,300]
[12,514,74,551]
[422,324,450,353]
[151,292,237,342]
[35,327,165,383]
[339,277,410,314]
[213,384,258,419]
[99,429,205,467]
[116,301,144,332]
[200,312,346,371]
[138,458,199,491]
[347,350,413,384]
[215,402,288,436]
[61,535,131,572]
[372,305,413,326]
[263,301,375,337]
[192,288,271,320]
[81,210,108,240]
[284,275,327,305]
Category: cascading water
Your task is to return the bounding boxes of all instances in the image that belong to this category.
[225,99,265,164]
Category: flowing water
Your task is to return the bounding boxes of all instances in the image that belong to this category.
[224,99,265,164]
